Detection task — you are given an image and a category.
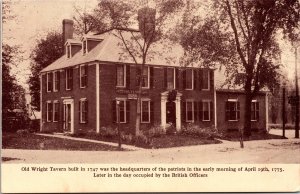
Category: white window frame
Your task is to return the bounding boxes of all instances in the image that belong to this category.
[80,65,87,88]
[53,71,59,92]
[65,68,72,91]
[167,67,176,90]
[227,99,238,121]
[80,98,87,123]
[46,72,52,92]
[186,100,194,122]
[141,66,150,89]
[66,45,71,58]
[202,69,210,91]
[82,40,88,55]
[202,100,211,121]
[46,101,52,122]
[251,100,258,121]
[141,99,151,123]
[53,100,59,122]
[185,69,194,90]
[116,98,127,123]
[116,65,126,88]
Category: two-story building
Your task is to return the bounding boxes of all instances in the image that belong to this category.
[40,18,268,135]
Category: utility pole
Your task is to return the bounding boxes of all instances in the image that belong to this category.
[282,84,286,138]
[295,45,299,138]
[116,101,122,149]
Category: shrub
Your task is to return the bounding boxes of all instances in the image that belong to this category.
[145,124,165,137]
[166,123,176,135]
[99,126,118,138]
[132,133,152,148]
[181,124,218,139]
[16,129,30,135]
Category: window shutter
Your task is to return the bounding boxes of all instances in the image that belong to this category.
[136,67,141,87]
[115,65,118,86]
[57,72,60,91]
[210,101,213,121]
[85,100,88,123]
[164,68,167,89]
[194,101,198,122]
[57,103,60,121]
[237,102,240,120]
[210,70,214,90]
[181,101,186,122]
[70,68,73,90]
[199,101,203,121]
[193,69,198,90]
[85,65,88,87]
[257,102,259,121]
[175,68,179,89]
[199,69,203,90]
[112,100,116,123]
[126,101,130,123]
[182,69,186,89]
[78,101,81,123]
[150,67,154,89]
[150,101,154,123]
[50,73,53,91]
[225,101,229,121]
[126,65,130,89]
[78,67,81,88]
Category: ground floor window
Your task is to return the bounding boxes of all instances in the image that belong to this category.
[186,101,194,122]
[79,99,88,123]
[53,101,59,122]
[251,100,259,121]
[202,101,211,121]
[113,99,129,123]
[141,100,150,123]
[226,100,240,121]
[46,102,53,122]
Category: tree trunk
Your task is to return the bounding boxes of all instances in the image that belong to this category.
[244,92,252,138]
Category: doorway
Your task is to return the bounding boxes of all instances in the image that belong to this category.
[63,99,74,133]
[166,101,176,126]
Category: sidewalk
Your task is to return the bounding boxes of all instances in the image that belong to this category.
[35,133,144,151]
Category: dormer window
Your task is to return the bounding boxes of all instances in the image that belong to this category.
[66,45,71,58]
[83,40,87,55]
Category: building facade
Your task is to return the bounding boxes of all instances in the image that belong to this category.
[40,19,268,135]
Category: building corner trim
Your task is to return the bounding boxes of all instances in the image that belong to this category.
[96,63,100,133]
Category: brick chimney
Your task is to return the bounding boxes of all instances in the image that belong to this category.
[62,19,74,54]
[137,7,156,40]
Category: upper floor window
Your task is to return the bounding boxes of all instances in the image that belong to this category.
[185,69,194,90]
[65,68,73,90]
[83,40,87,55]
[46,101,53,122]
[186,100,194,122]
[80,65,88,88]
[53,101,59,122]
[116,65,126,87]
[53,71,60,92]
[165,67,175,90]
[251,100,259,121]
[47,72,53,92]
[79,99,88,123]
[142,66,150,88]
[66,45,71,58]
[141,100,151,123]
[202,69,210,90]
[225,99,240,121]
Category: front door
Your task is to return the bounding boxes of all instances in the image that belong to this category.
[166,101,176,126]
[63,99,74,133]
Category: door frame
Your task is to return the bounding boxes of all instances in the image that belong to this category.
[63,99,74,134]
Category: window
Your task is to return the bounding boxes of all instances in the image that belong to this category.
[66,68,73,90]
[53,71,60,92]
[83,40,87,54]
[141,67,149,88]
[47,72,53,92]
[166,68,175,89]
[79,99,88,123]
[202,69,210,90]
[226,100,240,121]
[251,100,259,121]
[66,45,71,58]
[186,101,194,122]
[202,101,211,121]
[80,65,88,88]
[185,69,193,90]
[46,102,53,122]
[53,101,59,122]
[113,99,130,123]
[116,65,126,87]
[141,100,150,123]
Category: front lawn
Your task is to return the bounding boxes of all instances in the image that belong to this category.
[220,130,286,141]
[2,132,125,151]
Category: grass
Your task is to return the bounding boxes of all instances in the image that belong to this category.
[2,157,21,162]
[269,123,296,130]
[2,132,125,151]
[220,130,286,141]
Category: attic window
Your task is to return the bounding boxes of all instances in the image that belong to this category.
[66,45,71,58]
[83,40,87,54]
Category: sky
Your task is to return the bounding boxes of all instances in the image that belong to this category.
[3,0,299,91]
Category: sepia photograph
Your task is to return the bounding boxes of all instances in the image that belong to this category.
[1,0,300,192]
